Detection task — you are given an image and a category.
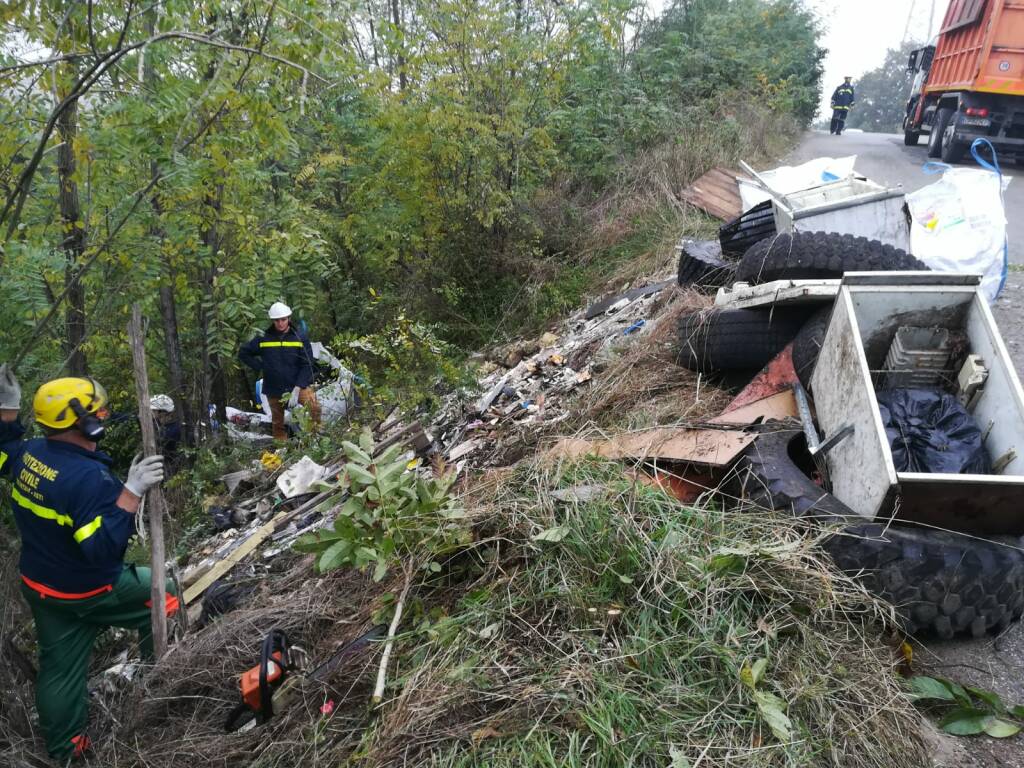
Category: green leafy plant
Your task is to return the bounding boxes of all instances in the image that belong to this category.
[294,430,469,581]
[740,657,793,743]
[908,675,1024,738]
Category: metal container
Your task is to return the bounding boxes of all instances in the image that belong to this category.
[810,273,1024,535]
[772,178,910,251]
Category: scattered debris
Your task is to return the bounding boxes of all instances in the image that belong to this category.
[584,279,674,320]
[276,456,329,498]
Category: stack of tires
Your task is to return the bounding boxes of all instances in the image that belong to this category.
[677,231,928,375]
[676,231,1024,639]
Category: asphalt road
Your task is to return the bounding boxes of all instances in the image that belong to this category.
[786,130,1023,264]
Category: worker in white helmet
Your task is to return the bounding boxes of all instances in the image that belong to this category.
[238,302,321,440]
[149,394,182,464]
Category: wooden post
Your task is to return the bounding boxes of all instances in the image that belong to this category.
[128,304,168,659]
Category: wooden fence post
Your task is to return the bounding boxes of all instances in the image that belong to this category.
[128,303,168,658]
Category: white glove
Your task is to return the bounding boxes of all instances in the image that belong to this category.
[0,364,21,410]
[125,454,165,497]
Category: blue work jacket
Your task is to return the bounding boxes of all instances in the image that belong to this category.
[831,84,856,110]
[0,421,133,594]
[238,324,315,398]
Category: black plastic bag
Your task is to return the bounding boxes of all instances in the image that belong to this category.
[876,388,990,474]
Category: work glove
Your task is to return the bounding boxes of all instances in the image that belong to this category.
[0,364,21,410]
[125,453,165,497]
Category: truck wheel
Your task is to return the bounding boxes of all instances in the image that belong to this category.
[927,107,953,158]
[941,112,968,163]
[676,308,809,372]
[732,422,1024,638]
[903,126,920,146]
[735,232,928,285]
[791,306,833,392]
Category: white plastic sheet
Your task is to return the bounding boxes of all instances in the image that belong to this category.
[738,155,858,209]
[277,455,329,498]
[905,167,1011,304]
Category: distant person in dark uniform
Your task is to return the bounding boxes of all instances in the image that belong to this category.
[830,76,856,135]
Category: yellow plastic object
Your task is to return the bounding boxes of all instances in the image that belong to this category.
[261,452,284,472]
[33,378,108,429]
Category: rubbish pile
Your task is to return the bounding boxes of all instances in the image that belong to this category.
[426,276,681,471]
[671,152,1024,640]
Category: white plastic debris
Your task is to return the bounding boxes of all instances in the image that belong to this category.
[277,456,329,498]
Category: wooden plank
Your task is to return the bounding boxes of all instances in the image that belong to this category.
[679,166,748,221]
[183,511,290,604]
[549,427,755,466]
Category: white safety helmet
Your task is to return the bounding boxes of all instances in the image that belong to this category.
[268,301,292,320]
[150,394,175,412]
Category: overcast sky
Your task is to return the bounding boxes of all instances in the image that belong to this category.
[645,0,948,118]
[808,0,946,115]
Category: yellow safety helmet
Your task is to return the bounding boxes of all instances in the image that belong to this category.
[33,377,108,430]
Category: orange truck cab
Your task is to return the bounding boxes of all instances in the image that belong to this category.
[904,0,1024,163]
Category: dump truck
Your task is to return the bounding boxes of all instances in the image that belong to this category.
[903,0,1024,163]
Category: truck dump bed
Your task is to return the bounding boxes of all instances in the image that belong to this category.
[927,0,1024,96]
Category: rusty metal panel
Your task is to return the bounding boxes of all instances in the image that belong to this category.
[894,475,1024,535]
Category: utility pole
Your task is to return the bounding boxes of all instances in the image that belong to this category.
[902,0,919,45]
[927,0,937,41]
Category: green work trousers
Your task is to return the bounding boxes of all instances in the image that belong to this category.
[20,565,177,761]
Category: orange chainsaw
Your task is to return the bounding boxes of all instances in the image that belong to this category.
[224,625,385,732]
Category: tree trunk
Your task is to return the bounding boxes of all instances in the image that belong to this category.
[144,6,195,446]
[199,185,228,425]
[56,87,87,375]
[390,0,407,91]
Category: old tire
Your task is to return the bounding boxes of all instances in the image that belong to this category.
[904,125,921,146]
[735,232,928,285]
[732,423,1024,638]
[677,308,809,373]
[826,524,1024,639]
[928,107,953,159]
[940,111,968,163]
[677,240,735,292]
[791,306,833,392]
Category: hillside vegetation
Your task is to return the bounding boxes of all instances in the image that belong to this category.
[1,0,823,428]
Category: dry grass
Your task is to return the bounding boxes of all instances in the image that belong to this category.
[569,285,731,431]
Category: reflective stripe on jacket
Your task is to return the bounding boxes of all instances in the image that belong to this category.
[831,84,855,109]
[0,421,132,593]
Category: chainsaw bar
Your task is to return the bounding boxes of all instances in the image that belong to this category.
[307,624,387,683]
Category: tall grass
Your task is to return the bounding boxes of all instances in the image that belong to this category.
[361,459,929,767]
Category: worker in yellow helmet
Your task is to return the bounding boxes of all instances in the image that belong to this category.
[0,365,177,764]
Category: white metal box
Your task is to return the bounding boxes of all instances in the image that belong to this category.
[773,178,910,252]
[809,273,1024,535]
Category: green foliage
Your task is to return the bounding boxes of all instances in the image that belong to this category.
[908,675,1023,738]
[294,429,469,580]
[845,42,919,133]
[0,0,823,423]
[375,459,929,767]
